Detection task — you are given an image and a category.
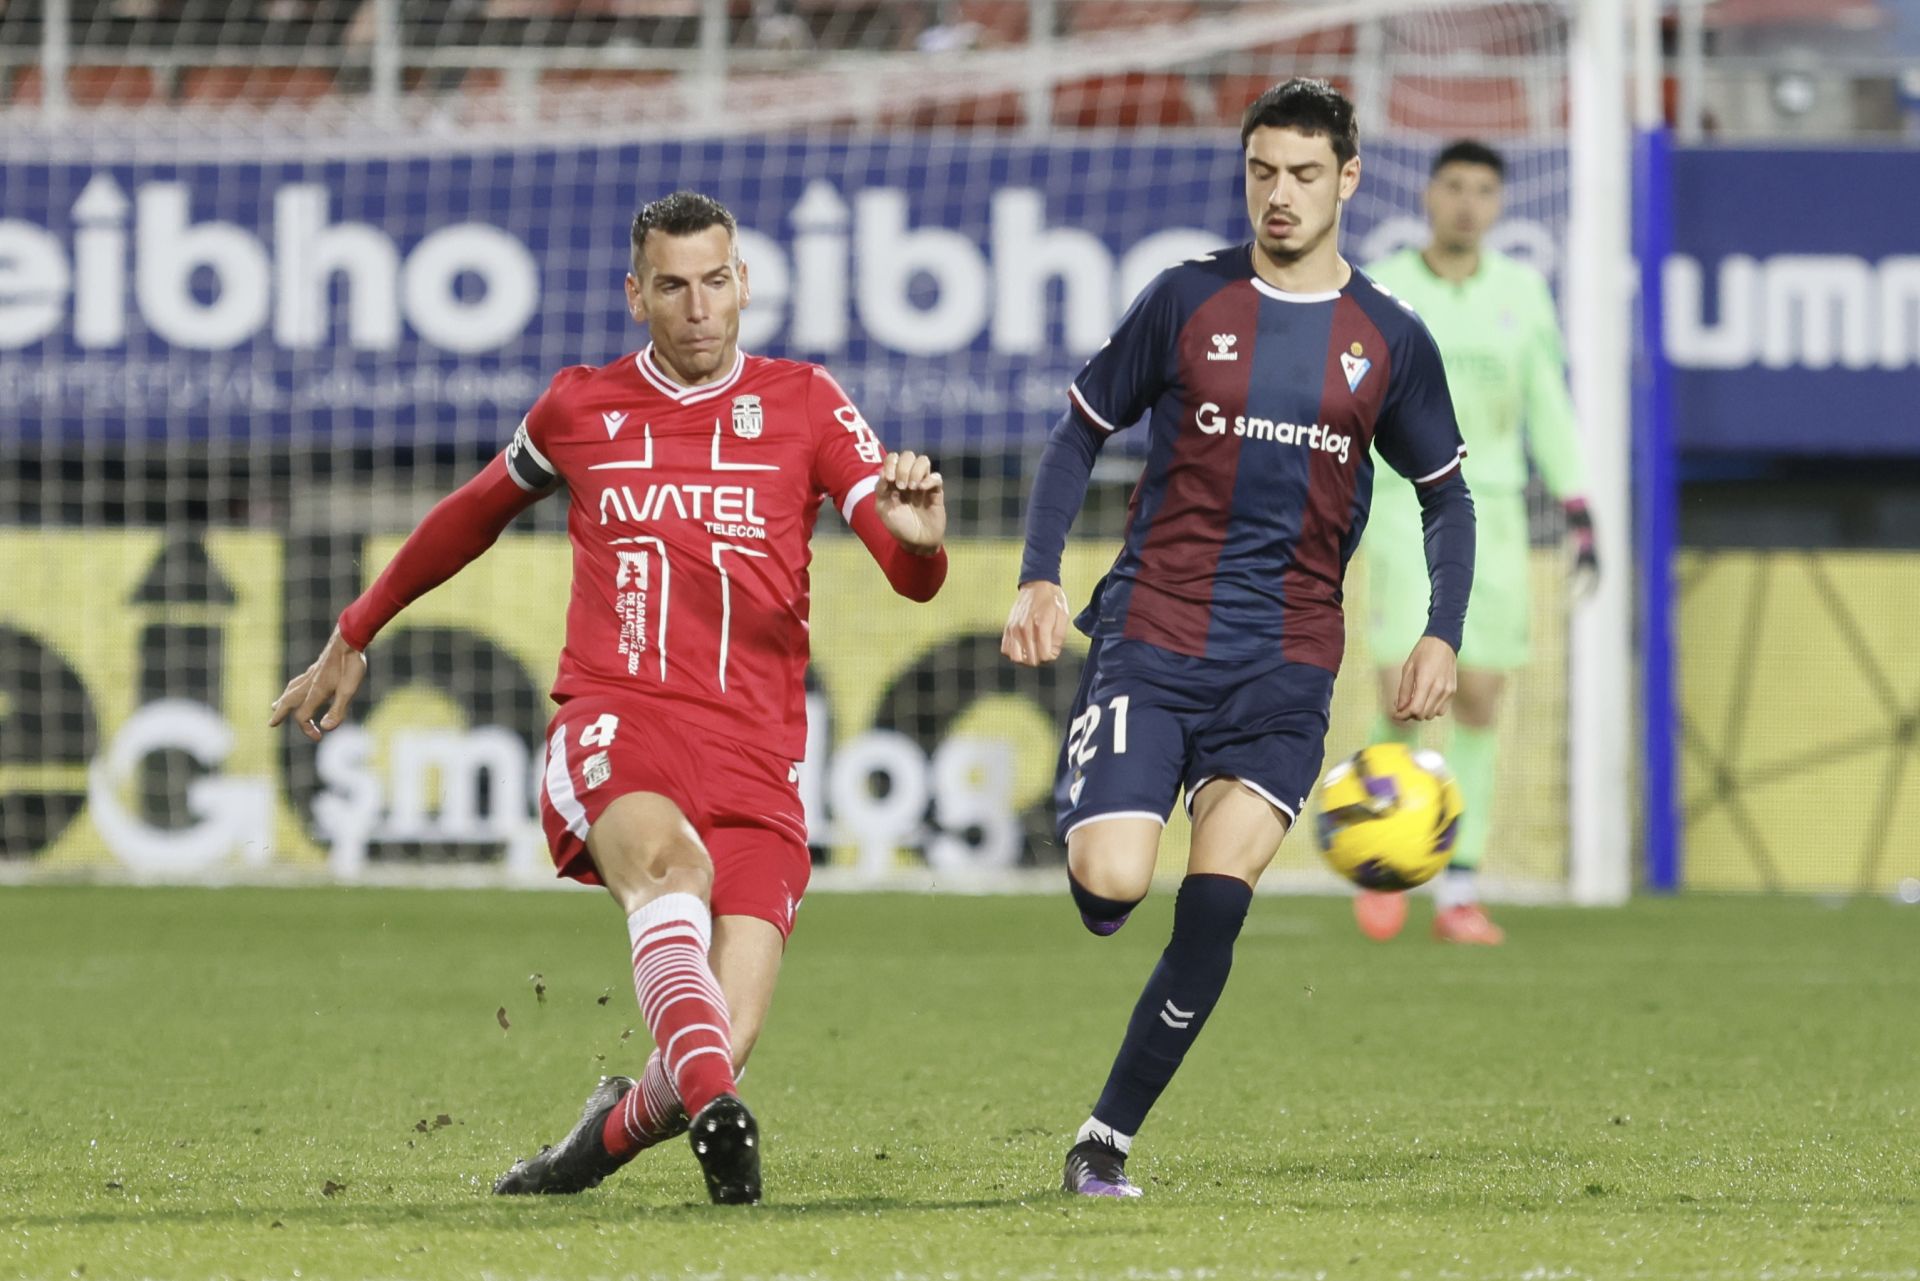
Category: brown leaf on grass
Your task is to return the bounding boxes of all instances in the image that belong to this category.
[321,1180,347,1197]
[496,1006,511,1031]
[413,1119,429,1133]
[103,1181,121,1191]
[269,1221,284,1230]
[596,988,611,1006]
[433,1114,453,1130]
[619,1028,633,1041]
[530,973,546,1005]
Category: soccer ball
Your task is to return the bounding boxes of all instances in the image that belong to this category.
[1314,743,1464,891]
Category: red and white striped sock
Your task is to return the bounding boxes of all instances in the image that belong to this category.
[601,1050,683,1161]
[624,893,736,1121]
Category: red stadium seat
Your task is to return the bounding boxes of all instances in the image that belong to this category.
[1065,1,1198,33]
[1245,25,1359,59]
[179,68,339,106]
[1211,72,1354,127]
[884,92,1028,130]
[1053,72,1197,128]
[536,68,678,92]
[1386,76,1534,136]
[953,0,1030,45]
[11,65,161,107]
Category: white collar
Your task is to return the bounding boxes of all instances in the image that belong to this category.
[1249,276,1343,304]
[635,344,747,405]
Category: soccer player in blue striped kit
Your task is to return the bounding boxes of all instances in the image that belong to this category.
[1002,79,1478,1198]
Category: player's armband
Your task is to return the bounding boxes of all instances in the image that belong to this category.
[504,417,559,492]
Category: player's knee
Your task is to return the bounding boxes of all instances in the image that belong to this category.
[1067,838,1156,904]
[591,794,714,910]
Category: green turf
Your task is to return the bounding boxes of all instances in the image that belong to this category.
[1,887,1915,1280]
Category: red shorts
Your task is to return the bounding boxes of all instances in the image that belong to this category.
[538,694,812,939]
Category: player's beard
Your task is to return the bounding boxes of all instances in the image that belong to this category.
[1256,216,1332,267]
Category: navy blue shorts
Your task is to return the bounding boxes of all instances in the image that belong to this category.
[1054,636,1336,841]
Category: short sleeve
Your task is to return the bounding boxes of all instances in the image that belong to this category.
[808,365,887,522]
[1068,268,1182,434]
[1374,322,1467,488]
[505,366,587,492]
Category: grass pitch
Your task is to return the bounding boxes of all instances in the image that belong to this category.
[2,886,1915,1280]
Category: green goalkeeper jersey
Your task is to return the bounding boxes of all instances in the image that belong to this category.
[1364,248,1585,503]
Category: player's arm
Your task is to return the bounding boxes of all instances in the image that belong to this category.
[1520,275,1598,594]
[1376,326,1476,722]
[810,368,949,602]
[270,403,565,741]
[1004,269,1178,666]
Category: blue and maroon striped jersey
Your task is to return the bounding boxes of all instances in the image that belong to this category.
[1067,244,1467,670]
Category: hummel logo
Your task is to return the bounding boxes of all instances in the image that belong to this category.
[1159,1000,1195,1030]
[1206,333,1240,362]
[602,410,629,440]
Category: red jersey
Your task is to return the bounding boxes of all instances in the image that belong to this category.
[502,345,890,761]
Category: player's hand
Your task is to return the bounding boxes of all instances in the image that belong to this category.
[876,450,946,555]
[269,627,368,742]
[1393,635,1458,722]
[1002,581,1070,667]
[1564,497,1599,600]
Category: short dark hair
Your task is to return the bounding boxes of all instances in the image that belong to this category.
[630,190,737,271]
[1239,78,1359,165]
[1431,140,1506,179]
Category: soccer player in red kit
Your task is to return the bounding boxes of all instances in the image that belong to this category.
[269,192,948,1205]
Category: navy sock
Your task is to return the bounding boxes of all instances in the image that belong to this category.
[1090,873,1253,1135]
[1068,872,1140,925]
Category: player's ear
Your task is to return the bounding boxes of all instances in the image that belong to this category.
[625,271,648,324]
[1340,154,1362,202]
[736,256,751,311]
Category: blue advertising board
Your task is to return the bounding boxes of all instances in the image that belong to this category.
[1667,147,1920,457]
[0,136,1564,450]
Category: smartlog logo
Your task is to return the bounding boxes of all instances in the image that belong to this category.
[0,173,1226,360]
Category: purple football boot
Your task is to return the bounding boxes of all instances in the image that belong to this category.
[1062,1138,1143,1198]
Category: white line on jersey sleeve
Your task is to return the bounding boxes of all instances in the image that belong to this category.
[839,474,880,523]
[1067,382,1121,434]
[1413,446,1469,486]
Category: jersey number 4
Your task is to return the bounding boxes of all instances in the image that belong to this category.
[1066,695,1130,766]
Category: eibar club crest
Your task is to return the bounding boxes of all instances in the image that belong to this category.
[1340,342,1372,393]
[731,394,763,440]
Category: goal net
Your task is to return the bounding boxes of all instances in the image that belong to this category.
[0,0,1583,900]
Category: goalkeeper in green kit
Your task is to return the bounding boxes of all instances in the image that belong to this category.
[1355,140,1597,945]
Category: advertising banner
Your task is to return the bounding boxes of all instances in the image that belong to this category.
[0,529,1577,893]
[1,137,1565,450]
[1667,147,1920,456]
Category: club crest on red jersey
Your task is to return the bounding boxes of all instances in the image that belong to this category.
[731,394,763,440]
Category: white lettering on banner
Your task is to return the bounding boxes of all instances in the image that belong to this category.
[1665,253,1920,371]
[0,174,541,354]
[313,726,544,880]
[990,188,1114,355]
[854,189,992,357]
[1194,401,1352,464]
[737,179,1227,358]
[86,699,274,875]
[820,731,1022,875]
[0,220,70,346]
